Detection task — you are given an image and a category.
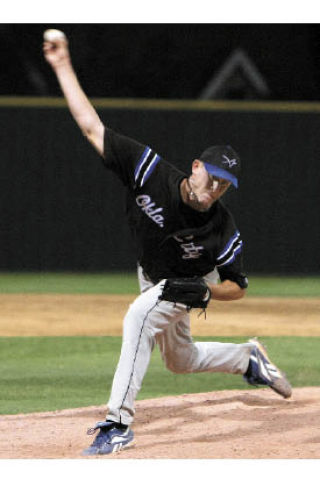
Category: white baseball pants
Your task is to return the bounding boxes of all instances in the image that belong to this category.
[106,267,254,425]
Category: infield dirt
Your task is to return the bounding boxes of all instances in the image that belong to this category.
[0,387,320,459]
[0,294,319,459]
[0,294,319,336]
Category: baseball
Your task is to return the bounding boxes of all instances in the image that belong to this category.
[43,29,66,42]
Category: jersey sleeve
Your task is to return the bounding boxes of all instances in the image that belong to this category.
[215,213,248,289]
[103,127,162,189]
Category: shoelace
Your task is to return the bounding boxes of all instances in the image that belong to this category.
[87,421,115,435]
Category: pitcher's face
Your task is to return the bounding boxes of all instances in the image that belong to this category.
[188,160,231,211]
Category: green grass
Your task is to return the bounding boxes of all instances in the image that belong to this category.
[0,336,319,415]
[0,272,140,294]
[246,275,320,297]
[0,272,320,296]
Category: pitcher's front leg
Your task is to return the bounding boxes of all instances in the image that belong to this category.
[106,281,187,425]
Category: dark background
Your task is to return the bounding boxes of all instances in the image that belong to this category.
[2,23,320,100]
[0,24,319,275]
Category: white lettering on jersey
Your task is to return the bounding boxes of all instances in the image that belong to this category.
[136,195,164,228]
[180,242,204,259]
[173,235,194,243]
[173,236,204,259]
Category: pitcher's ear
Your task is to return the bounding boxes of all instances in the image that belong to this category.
[191,159,201,171]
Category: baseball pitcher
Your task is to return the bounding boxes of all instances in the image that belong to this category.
[43,30,292,456]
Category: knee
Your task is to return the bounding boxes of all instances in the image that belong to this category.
[164,358,193,374]
[165,362,186,374]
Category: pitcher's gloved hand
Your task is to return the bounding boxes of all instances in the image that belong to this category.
[159,277,211,310]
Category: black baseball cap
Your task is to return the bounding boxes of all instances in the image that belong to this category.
[199,145,241,188]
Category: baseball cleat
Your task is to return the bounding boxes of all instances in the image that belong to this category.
[82,420,134,455]
[243,338,292,399]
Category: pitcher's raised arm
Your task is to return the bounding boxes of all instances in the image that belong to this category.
[43,29,105,157]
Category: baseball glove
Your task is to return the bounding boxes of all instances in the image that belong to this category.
[159,277,211,310]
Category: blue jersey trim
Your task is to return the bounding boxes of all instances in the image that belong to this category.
[217,241,243,267]
[217,231,240,261]
[134,147,152,182]
[140,154,161,187]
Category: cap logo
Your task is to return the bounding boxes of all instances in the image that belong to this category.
[222,154,237,168]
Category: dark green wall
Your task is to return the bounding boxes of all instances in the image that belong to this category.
[1,100,319,274]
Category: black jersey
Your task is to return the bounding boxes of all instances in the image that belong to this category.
[103,127,248,289]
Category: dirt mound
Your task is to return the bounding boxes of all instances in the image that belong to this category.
[1,387,319,459]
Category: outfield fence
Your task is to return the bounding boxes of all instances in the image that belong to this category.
[0,97,319,274]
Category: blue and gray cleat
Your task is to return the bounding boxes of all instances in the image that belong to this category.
[82,421,134,455]
[243,338,292,399]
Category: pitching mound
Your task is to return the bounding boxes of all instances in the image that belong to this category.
[1,387,319,459]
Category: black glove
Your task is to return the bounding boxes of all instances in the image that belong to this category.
[159,277,211,310]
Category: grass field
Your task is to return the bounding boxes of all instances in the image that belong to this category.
[0,336,319,415]
[1,272,320,296]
